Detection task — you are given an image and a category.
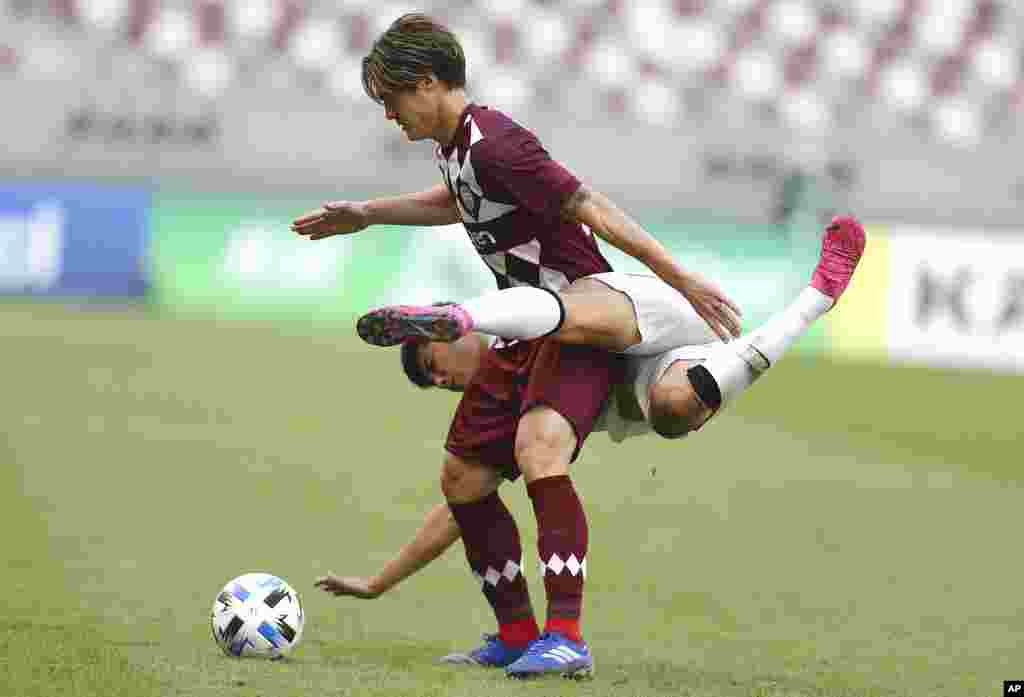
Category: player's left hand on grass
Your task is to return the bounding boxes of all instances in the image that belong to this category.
[678,273,743,341]
[314,573,382,600]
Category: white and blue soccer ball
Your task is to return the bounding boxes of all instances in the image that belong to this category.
[210,573,304,659]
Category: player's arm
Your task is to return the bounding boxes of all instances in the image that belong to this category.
[562,186,742,341]
[474,133,742,340]
[364,184,461,226]
[292,184,459,240]
[314,502,460,599]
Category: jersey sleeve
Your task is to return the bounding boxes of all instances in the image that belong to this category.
[471,129,581,220]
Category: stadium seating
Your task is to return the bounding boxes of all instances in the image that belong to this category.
[2,1,1021,224]
[4,0,1019,147]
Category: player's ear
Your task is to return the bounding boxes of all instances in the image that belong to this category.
[419,73,438,92]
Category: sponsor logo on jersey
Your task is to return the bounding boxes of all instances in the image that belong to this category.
[467,229,497,253]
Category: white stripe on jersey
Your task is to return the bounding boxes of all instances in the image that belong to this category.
[507,239,541,265]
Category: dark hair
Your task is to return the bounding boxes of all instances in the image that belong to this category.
[648,401,690,440]
[400,340,433,389]
[362,13,467,104]
[647,382,698,440]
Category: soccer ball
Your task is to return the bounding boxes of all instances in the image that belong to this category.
[210,572,304,658]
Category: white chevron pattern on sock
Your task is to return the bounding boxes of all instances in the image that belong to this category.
[538,553,587,578]
[472,559,523,587]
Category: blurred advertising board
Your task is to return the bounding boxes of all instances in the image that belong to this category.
[149,193,411,324]
[600,220,826,353]
[149,193,541,323]
[0,182,149,297]
[149,195,824,352]
[887,227,1024,373]
[825,226,1024,373]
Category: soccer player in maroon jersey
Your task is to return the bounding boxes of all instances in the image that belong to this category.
[292,13,742,678]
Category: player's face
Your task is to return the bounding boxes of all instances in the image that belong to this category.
[380,77,443,142]
[418,335,484,391]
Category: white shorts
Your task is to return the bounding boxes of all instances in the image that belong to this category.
[586,272,720,356]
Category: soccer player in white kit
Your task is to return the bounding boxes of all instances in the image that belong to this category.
[317,216,866,631]
[361,215,865,440]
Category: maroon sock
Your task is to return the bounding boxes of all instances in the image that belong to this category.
[527,475,587,642]
[447,493,539,647]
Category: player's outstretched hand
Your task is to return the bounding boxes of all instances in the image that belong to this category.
[291,201,370,240]
[680,273,743,341]
[314,573,382,600]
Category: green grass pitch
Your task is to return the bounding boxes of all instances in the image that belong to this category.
[2,302,1021,697]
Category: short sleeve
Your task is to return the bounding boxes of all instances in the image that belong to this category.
[471,130,581,219]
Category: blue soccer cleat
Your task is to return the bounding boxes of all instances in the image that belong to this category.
[505,632,594,680]
[438,633,527,668]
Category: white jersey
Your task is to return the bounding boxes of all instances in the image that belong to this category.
[593,344,717,442]
[593,384,650,443]
[582,272,725,442]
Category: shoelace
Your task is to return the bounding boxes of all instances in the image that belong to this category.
[827,243,861,263]
[819,253,856,273]
[824,226,863,260]
[480,633,499,645]
[468,633,502,663]
[474,633,506,656]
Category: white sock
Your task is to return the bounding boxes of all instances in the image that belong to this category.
[460,287,563,340]
[699,287,833,407]
[740,286,833,365]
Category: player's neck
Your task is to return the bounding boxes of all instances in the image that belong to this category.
[436,90,469,146]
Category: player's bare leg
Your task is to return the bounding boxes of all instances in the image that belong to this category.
[555,278,642,351]
[357,279,642,351]
[645,216,866,438]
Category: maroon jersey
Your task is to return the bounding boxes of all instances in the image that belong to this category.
[435,104,612,291]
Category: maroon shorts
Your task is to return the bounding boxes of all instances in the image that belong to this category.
[445,338,622,480]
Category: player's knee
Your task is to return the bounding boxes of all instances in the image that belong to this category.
[515,436,570,480]
[514,408,575,480]
[514,433,560,469]
[648,381,707,440]
[440,454,499,503]
[439,455,473,501]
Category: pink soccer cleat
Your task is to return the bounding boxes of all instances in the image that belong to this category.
[811,215,866,304]
[356,304,474,347]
